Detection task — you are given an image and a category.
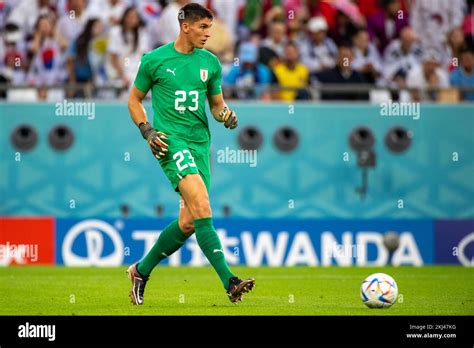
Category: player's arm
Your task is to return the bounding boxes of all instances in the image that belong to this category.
[207,55,238,129]
[208,92,238,129]
[128,85,168,159]
[128,85,149,126]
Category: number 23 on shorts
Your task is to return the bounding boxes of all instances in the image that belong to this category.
[173,150,197,171]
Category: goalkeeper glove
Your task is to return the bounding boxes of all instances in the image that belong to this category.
[219,106,238,129]
[138,122,168,159]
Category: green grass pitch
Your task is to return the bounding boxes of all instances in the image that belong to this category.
[0,266,473,315]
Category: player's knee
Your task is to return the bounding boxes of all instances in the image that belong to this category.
[179,220,195,236]
[178,216,194,236]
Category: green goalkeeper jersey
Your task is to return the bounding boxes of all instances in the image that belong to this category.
[134,41,222,144]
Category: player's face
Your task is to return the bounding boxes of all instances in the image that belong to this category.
[188,18,213,49]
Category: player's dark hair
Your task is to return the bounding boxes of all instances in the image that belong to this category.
[178,3,213,25]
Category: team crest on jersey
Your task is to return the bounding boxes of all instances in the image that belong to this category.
[200,69,208,82]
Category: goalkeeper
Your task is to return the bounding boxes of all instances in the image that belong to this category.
[126,3,255,305]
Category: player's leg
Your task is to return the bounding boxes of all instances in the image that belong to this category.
[137,219,191,275]
[127,137,196,305]
[178,173,255,302]
[178,195,195,236]
[127,215,190,305]
[127,197,194,305]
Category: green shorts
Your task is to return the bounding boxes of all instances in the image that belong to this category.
[158,135,211,193]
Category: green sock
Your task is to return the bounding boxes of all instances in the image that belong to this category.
[194,217,235,289]
[137,219,188,276]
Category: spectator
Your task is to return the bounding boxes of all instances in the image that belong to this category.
[450,47,474,101]
[57,0,89,43]
[205,0,240,43]
[240,0,264,36]
[273,41,310,101]
[258,45,280,99]
[356,0,384,18]
[106,6,149,87]
[150,0,188,48]
[383,26,423,89]
[410,0,466,51]
[443,27,468,72]
[351,28,382,84]
[0,27,28,97]
[7,0,56,39]
[357,0,409,19]
[329,8,360,46]
[66,18,106,97]
[27,15,67,88]
[305,0,338,31]
[406,48,450,101]
[284,0,311,40]
[204,16,234,63]
[333,0,366,28]
[261,20,287,59]
[136,0,162,25]
[0,1,14,30]
[463,2,474,48]
[224,41,272,100]
[87,0,126,29]
[316,45,368,100]
[367,0,409,55]
[259,45,280,69]
[239,0,284,39]
[2,23,29,66]
[299,16,337,77]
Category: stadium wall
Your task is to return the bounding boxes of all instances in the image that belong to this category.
[1,103,472,267]
[0,217,472,266]
[1,102,473,219]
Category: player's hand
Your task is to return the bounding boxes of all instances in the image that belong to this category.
[219,107,238,129]
[138,122,168,159]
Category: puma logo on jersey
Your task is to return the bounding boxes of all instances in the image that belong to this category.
[213,248,224,254]
[166,68,176,76]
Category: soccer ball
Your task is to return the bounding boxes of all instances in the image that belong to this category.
[360,273,398,308]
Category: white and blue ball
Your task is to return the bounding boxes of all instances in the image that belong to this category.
[360,273,398,308]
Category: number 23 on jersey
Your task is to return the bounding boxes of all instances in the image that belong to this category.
[174,90,199,112]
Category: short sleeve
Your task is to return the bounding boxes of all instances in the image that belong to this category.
[207,55,222,96]
[134,54,152,93]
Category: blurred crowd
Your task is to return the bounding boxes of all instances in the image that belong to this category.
[1,0,474,101]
